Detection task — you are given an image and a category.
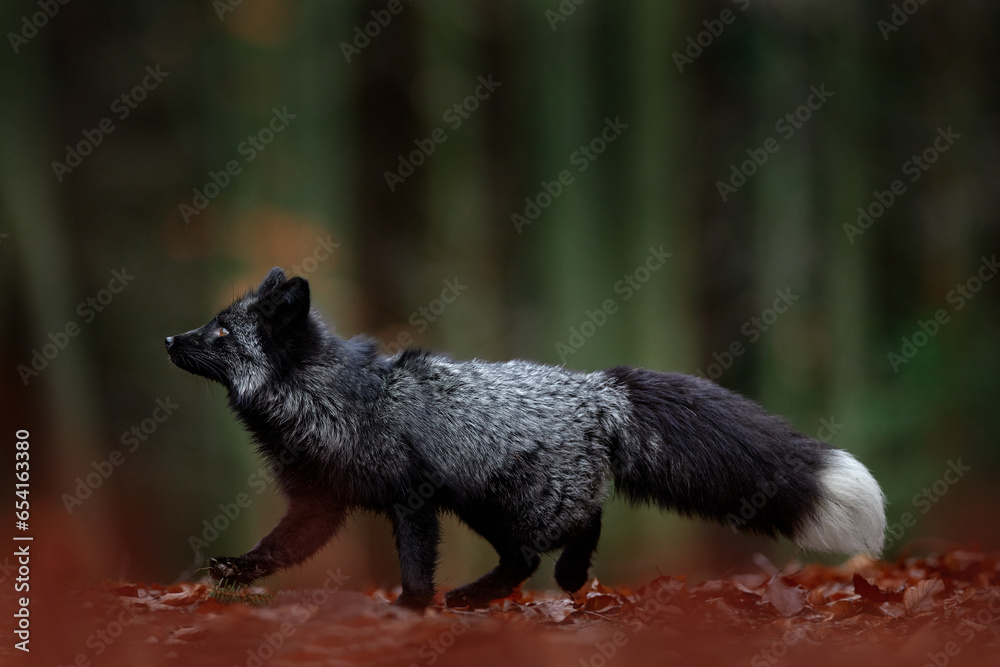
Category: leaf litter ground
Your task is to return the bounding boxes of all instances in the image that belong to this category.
[36,548,1000,667]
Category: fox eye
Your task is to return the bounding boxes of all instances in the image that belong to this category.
[217,327,229,337]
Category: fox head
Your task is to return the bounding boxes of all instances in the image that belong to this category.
[165,267,316,397]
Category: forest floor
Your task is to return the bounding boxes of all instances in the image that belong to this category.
[34,548,1000,667]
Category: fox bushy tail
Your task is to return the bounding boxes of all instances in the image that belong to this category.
[605,366,886,555]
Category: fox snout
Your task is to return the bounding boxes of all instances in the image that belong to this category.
[165,328,200,354]
[165,327,228,383]
[165,330,195,368]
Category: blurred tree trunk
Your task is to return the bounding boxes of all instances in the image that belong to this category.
[526,4,605,369]
[354,0,425,334]
[820,23,874,459]
[421,1,501,359]
[0,1,113,559]
[623,0,696,371]
[752,30,815,419]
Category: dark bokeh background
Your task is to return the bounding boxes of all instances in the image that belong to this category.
[2,0,998,595]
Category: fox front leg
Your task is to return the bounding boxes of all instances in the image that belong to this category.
[209,554,270,585]
[209,497,346,586]
[390,507,441,610]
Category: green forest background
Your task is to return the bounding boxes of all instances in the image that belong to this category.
[2,0,998,593]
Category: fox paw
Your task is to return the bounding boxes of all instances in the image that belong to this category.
[554,563,590,595]
[393,590,434,610]
[444,585,499,609]
[209,556,268,585]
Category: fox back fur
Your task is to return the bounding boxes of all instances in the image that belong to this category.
[166,267,886,608]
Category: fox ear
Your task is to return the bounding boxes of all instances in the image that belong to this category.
[257,267,287,295]
[257,276,310,328]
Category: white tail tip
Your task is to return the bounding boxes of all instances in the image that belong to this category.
[793,449,887,556]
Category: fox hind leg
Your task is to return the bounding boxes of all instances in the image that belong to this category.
[445,550,541,608]
[554,512,602,594]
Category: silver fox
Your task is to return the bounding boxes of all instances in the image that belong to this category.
[166,267,886,609]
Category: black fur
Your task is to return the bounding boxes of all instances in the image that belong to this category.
[603,366,827,538]
[165,267,885,609]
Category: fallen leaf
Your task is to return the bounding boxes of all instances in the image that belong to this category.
[806,586,826,607]
[904,578,945,617]
[763,575,805,617]
[824,598,861,622]
[158,586,208,607]
[110,584,139,597]
[853,573,888,603]
[580,593,619,614]
[167,626,207,643]
[529,599,576,623]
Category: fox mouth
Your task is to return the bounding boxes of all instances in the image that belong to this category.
[165,337,228,384]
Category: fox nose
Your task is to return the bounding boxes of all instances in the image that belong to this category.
[165,336,174,350]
